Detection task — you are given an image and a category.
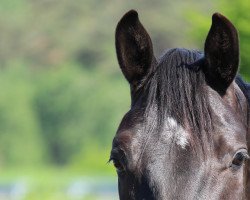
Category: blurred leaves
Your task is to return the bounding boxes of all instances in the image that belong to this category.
[0,62,130,167]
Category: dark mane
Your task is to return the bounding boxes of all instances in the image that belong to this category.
[143,48,213,146]
[236,76,250,103]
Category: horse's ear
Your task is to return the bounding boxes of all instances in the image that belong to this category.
[115,10,155,89]
[204,13,239,94]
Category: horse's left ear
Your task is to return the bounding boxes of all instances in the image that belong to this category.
[115,10,156,92]
[204,13,239,94]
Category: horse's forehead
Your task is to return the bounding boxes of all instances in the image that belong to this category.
[116,82,248,155]
[116,113,190,151]
[161,117,189,149]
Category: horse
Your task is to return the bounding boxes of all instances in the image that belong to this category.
[110,10,250,199]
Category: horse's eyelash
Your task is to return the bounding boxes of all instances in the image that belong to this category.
[107,157,115,164]
[244,153,250,160]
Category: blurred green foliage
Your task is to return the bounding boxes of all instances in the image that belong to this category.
[0,63,130,167]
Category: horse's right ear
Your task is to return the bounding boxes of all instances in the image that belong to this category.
[204,13,239,94]
[115,10,155,90]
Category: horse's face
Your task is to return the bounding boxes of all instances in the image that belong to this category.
[111,10,249,199]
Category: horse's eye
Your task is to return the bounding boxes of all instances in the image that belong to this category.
[111,158,125,173]
[231,150,249,169]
